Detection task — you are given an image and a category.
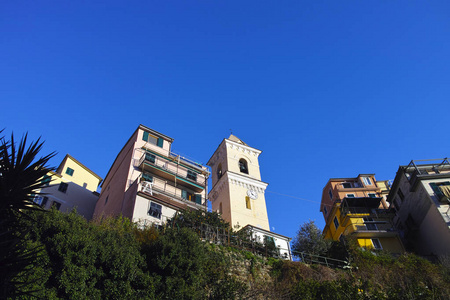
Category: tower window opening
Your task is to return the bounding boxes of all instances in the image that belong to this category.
[245,196,251,209]
[217,163,223,179]
[239,159,248,174]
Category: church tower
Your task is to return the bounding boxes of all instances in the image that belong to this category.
[207,135,270,231]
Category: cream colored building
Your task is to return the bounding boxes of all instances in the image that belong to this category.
[93,125,209,226]
[208,135,270,230]
[387,158,450,257]
[33,154,102,220]
[208,135,292,259]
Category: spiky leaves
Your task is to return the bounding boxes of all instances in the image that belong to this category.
[0,132,55,299]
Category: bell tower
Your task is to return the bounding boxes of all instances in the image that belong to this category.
[207,135,270,231]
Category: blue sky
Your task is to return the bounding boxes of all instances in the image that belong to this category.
[2,1,450,239]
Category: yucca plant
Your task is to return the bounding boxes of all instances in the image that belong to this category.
[0,131,55,299]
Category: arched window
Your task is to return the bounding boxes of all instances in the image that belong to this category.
[219,202,223,214]
[217,163,223,179]
[239,159,248,174]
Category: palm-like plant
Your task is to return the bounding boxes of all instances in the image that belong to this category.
[0,131,55,298]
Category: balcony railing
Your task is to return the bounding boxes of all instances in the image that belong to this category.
[138,178,206,206]
[138,152,206,187]
[169,151,204,169]
[341,206,394,219]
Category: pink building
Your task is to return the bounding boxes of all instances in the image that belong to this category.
[93,125,210,226]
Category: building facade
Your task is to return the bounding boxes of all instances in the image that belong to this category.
[387,158,450,257]
[207,134,292,259]
[93,125,209,226]
[321,174,404,254]
[34,154,102,220]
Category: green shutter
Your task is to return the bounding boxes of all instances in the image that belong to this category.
[143,173,153,182]
[145,153,155,163]
[182,190,187,199]
[157,138,163,147]
[429,183,441,197]
[143,131,149,142]
[195,194,202,204]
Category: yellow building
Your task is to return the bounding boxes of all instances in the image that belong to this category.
[321,175,405,254]
[33,154,102,219]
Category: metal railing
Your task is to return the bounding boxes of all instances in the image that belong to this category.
[139,180,206,206]
[138,153,207,186]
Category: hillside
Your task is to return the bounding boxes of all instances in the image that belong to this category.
[10,209,450,299]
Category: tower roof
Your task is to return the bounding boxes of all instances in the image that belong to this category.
[228,134,248,146]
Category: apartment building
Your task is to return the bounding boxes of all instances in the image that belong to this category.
[387,158,450,257]
[321,174,404,254]
[93,125,209,226]
[33,154,102,220]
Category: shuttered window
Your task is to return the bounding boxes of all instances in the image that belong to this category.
[143,131,164,148]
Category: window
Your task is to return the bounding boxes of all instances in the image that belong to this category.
[239,159,248,174]
[65,167,74,176]
[51,201,61,210]
[346,194,355,198]
[323,206,328,216]
[219,202,223,214]
[217,163,223,179]
[105,196,109,204]
[398,189,405,201]
[372,238,382,250]
[142,131,164,148]
[245,196,251,209]
[181,190,198,203]
[58,182,68,193]
[142,173,153,182]
[41,197,48,208]
[342,182,352,188]
[41,175,51,186]
[333,216,339,229]
[145,153,156,164]
[364,217,378,230]
[148,202,162,219]
[33,195,48,207]
[363,177,372,185]
[368,193,377,198]
[187,170,197,181]
[328,189,333,201]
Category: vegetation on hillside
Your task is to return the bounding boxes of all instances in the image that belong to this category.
[8,209,449,299]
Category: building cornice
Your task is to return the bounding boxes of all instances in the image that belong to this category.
[209,171,268,202]
[225,139,262,157]
[207,138,262,167]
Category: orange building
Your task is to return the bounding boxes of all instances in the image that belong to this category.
[321,174,404,254]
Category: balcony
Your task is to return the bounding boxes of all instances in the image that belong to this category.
[138,178,206,208]
[334,182,379,192]
[137,151,207,192]
[404,158,450,191]
[345,221,398,238]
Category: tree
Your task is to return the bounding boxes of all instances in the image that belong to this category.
[291,220,330,258]
[0,132,55,298]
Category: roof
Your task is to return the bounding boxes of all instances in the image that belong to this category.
[241,224,292,240]
[57,154,103,181]
[228,134,248,146]
[139,124,174,142]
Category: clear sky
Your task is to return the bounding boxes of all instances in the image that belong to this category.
[1,1,450,239]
